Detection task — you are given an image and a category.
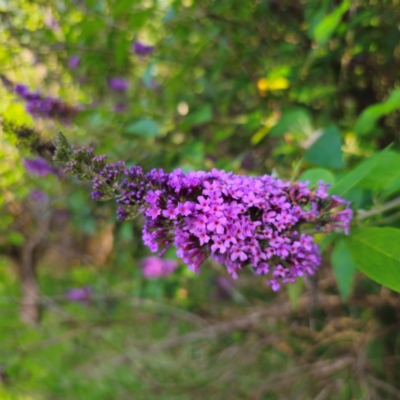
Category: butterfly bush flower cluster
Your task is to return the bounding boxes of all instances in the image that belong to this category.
[12,84,78,123]
[54,134,353,290]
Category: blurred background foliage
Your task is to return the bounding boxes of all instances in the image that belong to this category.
[1,0,400,398]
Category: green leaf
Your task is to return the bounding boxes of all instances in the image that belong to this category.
[313,0,350,45]
[286,278,304,310]
[114,37,130,68]
[304,125,344,169]
[383,174,400,197]
[298,168,335,186]
[144,280,165,299]
[269,107,313,137]
[355,151,400,192]
[188,105,213,125]
[345,227,400,293]
[124,118,161,137]
[251,126,270,145]
[340,187,371,209]
[210,127,235,145]
[329,148,389,197]
[355,89,400,136]
[331,239,357,301]
[7,231,25,246]
[118,222,133,242]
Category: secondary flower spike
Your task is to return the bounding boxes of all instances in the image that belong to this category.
[13,83,78,123]
[1,76,78,123]
[54,133,353,290]
[24,157,58,176]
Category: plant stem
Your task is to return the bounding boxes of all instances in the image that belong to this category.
[356,197,400,220]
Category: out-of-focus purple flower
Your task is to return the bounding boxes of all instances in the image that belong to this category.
[30,189,48,202]
[15,84,30,97]
[24,157,57,176]
[11,82,78,123]
[113,103,126,113]
[141,256,178,279]
[132,41,154,55]
[108,78,129,92]
[68,55,80,69]
[66,286,92,305]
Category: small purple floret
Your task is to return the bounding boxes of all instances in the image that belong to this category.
[66,286,92,304]
[132,41,154,55]
[68,55,80,69]
[108,78,129,92]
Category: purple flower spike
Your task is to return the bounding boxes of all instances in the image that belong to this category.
[68,55,80,69]
[108,77,129,92]
[66,286,92,305]
[11,82,77,123]
[15,84,30,97]
[132,41,154,55]
[82,155,353,290]
[24,158,57,176]
[141,256,178,278]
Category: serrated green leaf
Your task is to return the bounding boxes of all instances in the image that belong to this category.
[331,239,357,301]
[298,168,335,186]
[345,227,400,293]
[304,125,344,169]
[355,89,400,136]
[124,118,161,137]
